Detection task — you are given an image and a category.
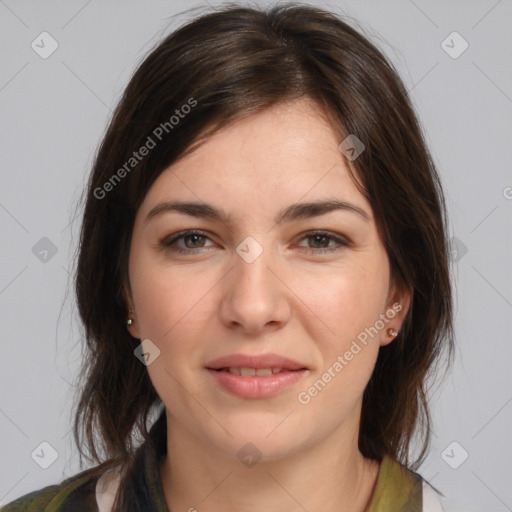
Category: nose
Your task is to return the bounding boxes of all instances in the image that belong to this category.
[218,244,291,335]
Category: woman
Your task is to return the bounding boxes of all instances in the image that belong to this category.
[2,2,453,511]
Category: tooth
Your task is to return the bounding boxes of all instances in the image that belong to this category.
[255,368,272,376]
[226,367,288,376]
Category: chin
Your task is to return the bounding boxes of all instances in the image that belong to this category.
[208,415,309,461]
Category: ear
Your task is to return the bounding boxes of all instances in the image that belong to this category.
[123,281,141,339]
[380,283,411,347]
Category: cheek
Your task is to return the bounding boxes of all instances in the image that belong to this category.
[296,273,387,413]
[129,255,216,357]
[298,261,390,343]
[129,263,214,402]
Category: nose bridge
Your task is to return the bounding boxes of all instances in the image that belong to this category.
[220,234,289,332]
[233,234,277,300]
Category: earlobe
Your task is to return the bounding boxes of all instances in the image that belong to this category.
[381,326,399,347]
[123,282,140,338]
[380,286,411,347]
[126,305,141,339]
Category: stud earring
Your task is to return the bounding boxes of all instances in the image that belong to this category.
[387,328,398,337]
[126,308,134,327]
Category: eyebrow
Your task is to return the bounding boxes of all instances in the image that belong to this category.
[144,198,371,226]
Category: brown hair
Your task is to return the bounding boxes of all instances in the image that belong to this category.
[72,1,454,506]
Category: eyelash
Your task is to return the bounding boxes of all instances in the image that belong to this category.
[161,230,349,255]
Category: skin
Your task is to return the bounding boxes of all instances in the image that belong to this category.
[125,97,410,512]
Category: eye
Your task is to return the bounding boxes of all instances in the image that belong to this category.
[161,230,214,254]
[296,231,349,254]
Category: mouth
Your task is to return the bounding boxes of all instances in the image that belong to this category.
[206,366,308,399]
[204,353,309,398]
[208,367,305,376]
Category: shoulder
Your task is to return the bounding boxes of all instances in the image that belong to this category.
[368,456,447,512]
[1,467,102,512]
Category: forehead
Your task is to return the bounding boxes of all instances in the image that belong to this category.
[139,98,370,223]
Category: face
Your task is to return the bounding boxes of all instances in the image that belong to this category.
[126,97,409,462]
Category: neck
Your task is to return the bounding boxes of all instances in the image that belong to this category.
[159,412,380,512]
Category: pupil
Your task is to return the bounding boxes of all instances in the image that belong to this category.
[313,235,327,247]
[187,234,203,247]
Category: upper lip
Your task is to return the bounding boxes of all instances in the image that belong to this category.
[205,353,308,371]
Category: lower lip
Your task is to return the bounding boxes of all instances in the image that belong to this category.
[206,369,307,398]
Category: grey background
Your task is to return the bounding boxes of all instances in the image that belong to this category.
[1,0,511,510]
